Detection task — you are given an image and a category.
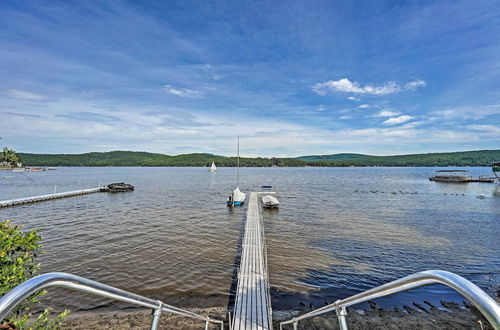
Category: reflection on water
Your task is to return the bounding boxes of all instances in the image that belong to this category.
[0,167,498,311]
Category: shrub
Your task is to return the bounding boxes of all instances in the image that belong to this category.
[0,220,68,329]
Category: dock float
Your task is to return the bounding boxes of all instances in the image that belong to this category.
[0,187,104,208]
[233,192,273,330]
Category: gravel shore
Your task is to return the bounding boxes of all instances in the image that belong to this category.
[60,300,495,329]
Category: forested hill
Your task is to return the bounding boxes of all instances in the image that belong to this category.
[17,149,500,167]
[297,153,369,161]
[18,151,305,167]
[301,150,500,167]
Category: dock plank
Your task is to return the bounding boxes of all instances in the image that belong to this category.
[233,192,272,330]
[0,187,103,208]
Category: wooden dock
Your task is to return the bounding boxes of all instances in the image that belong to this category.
[0,187,104,208]
[233,192,272,330]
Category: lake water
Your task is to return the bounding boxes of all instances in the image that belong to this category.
[1,167,499,312]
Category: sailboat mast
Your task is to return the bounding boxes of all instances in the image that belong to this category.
[237,135,240,185]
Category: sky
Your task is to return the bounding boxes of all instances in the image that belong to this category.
[0,0,499,157]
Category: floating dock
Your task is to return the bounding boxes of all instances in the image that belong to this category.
[233,192,272,330]
[0,187,104,208]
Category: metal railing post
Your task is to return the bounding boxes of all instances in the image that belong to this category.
[335,305,348,330]
[150,301,162,330]
[293,320,298,330]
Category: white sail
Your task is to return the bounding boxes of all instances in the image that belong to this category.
[209,161,217,172]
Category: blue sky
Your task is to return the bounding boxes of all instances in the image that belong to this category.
[0,0,499,156]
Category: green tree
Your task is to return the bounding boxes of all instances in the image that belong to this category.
[0,148,21,167]
[0,220,68,329]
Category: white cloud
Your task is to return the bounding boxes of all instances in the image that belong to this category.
[3,89,47,101]
[347,96,360,102]
[373,110,401,117]
[163,85,204,98]
[467,124,500,134]
[404,80,427,90]
[339,115,352,120]
[316,105,327,112]
[358,104,370,109]
[312,78,426,95]
[383,115,415,125]
[433,104,500,120]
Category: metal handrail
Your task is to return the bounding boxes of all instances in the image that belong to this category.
[0,272,224,330]
[280,270,500,330]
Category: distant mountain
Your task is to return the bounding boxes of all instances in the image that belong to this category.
[17,149,500,167]
[296,153,370,161]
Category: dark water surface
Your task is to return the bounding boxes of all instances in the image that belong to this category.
[1,167,498,311]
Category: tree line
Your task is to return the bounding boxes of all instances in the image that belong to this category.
[16,149,500,167]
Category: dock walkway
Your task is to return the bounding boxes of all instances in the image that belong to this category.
[233,192,272,330]
[0,187,103,208]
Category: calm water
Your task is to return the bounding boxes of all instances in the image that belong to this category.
[1,167,499,311]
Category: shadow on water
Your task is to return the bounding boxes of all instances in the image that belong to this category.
[226,204,247,313]
[270,282,468,313]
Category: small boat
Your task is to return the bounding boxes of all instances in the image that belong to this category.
[429,170,472,183]
[227,136,246,206]
[261,195,279,208]
[25,167,46,172]
[227,187,246,206]
[11,168,25,173]
[209,161,217,172]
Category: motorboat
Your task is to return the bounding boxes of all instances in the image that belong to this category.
[429,170,472,183]
[261,195,279,208]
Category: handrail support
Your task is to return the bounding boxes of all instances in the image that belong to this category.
[335,303,348,330]
[278,270,500,330]
[150,300,162,330]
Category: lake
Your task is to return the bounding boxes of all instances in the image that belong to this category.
[1,167,499,312]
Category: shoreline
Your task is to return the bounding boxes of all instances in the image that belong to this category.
[60,300,495,329]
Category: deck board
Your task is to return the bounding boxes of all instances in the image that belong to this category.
[233,192,272,330]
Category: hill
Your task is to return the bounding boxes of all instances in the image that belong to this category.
[16,149,500,167]
[305,150,500,167]
[297,153,369,161]
[18,151,304,167]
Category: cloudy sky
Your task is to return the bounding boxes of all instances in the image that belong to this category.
[0,0,499,156]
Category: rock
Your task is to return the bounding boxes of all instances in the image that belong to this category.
[413,302,430,314]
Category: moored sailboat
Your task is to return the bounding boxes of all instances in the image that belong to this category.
[227,136,245,206]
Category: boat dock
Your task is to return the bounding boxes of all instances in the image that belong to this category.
[0,187,104,208]
[233,192,272,330]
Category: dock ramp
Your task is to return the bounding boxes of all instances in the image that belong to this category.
[233,192,272,330]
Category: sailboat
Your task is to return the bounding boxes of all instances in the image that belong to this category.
[209,161,217,172]
[227,136,246,206]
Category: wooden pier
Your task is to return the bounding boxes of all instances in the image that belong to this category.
[233,192,272,330]
[0,187,104,208]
